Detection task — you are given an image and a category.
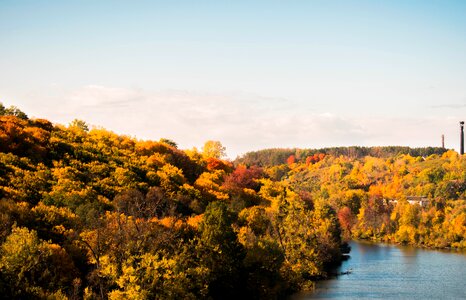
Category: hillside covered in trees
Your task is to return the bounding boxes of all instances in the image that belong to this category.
[0,104,465,299]
[0,105,344,299]
[235,146,448,167]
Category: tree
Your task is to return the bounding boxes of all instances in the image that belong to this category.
[197,201,245,298]
[0,226,78,298]
[3,105,28,119]
[222,165,263,193]
[0,115,50,160]
[205,157,233,172]
[275,190,323,287]
[237,207,285,299]
[356,196,390,237]
[194,170,229,201]
[114,189,146,218]
[159,138,178,148]
[337,206,354,239]
[69,119,89,132]
[202,140,226,159]
[286,155,296,165]
[156,164,186,196]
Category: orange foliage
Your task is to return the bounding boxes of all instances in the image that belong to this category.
[0,115,51,159]
[286,155,296,165]
[157,216,184,229]
[187,214,203,229]
[205,157,233,172]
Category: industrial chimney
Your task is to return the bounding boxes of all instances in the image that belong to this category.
[461,121,465,155]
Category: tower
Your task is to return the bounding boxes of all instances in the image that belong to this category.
[442,134,445,149]
[461,121,464,155]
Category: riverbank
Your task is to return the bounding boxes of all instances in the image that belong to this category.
[353,236,466,252]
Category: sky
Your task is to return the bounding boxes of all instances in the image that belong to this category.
[1,0,466,158]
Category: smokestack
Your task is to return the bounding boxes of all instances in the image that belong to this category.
[442,134,445,149]
[461,121,464,155]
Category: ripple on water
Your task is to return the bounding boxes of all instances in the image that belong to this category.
[294,241,466,300]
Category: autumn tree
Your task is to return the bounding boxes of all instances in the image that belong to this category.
[202,140,226,159]
[337,206,354,239]
[286,155,296,165]
[205,157,233,172]
[222,165,264,193]
[0,227,78,298]
[275,190,325,288]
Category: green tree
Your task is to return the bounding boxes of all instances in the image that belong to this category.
[198,201,245,298]
[159,138,178,148]
[3,105,28,119]
[69,119,89,132]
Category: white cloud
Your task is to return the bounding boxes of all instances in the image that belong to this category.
[24,85,464,158]
[68,85,145,107]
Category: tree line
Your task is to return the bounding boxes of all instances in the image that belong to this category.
[235,146,448,167]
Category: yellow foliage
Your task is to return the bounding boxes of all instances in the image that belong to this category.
[194,170,229,201]
[237,226,256,247]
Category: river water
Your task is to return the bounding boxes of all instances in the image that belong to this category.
[294,241,466,299]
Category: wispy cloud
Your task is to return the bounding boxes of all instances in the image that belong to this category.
[430,100,466,109]
[31,85,462,158]
[68,85,146,108]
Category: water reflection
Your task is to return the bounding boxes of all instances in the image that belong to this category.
[293,241,466,299]
[399,246,418,273]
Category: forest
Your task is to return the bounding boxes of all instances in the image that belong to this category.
[0,103,465,299]
[235,146,448,167]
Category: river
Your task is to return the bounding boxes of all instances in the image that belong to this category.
[293,241,466,299]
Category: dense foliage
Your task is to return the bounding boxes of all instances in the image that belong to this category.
[274,151,466,249]
[0,106,344,299]
[235,146,448,167]
[1,105,464,299]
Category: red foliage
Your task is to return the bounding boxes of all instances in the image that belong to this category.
[222,165,263,193]
[337,206,354,234]
[305,153,326,165]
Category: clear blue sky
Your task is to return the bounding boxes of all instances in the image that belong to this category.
[1,0,466,157]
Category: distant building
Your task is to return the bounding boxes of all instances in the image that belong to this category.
[406,196,429,207]
[385,196,429,208]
